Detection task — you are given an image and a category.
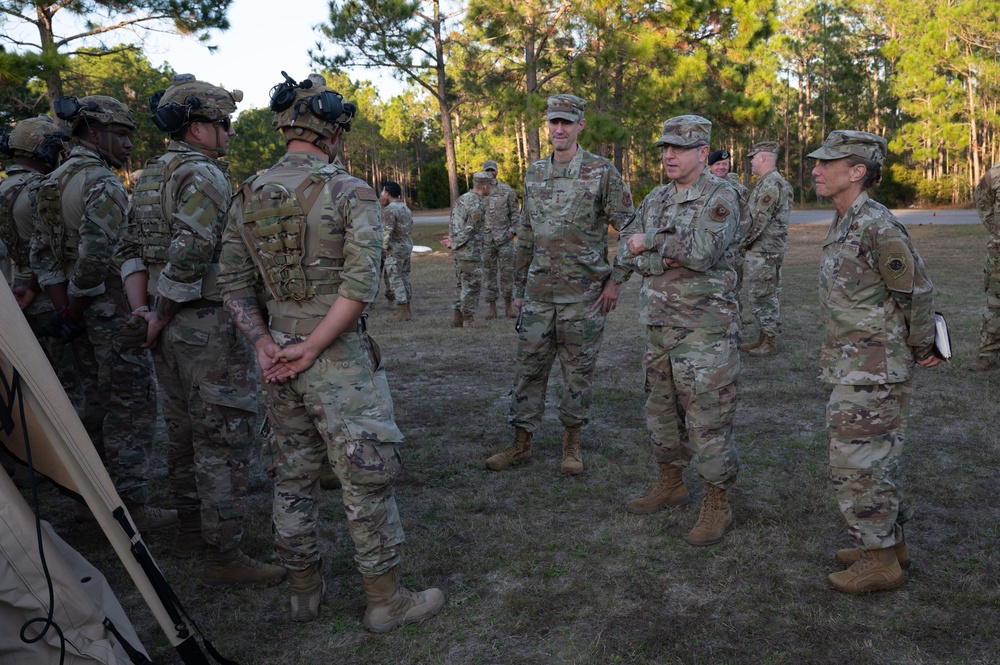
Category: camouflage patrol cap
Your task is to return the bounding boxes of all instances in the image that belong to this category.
[2,115,69,166]
[546,94,586,122]
[655,115,711,148]
[748,141,780,157]
[807,130,886,165]
[472,171,496,186]
[482,159,498,172]
[155,73,242,124]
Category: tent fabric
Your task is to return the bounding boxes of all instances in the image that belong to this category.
[0,468,149,664]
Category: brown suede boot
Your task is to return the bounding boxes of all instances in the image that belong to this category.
[201,546,287,588]
[505,299,517,318]
[748,334,777,357]
[389,302,413,322]
[126,503,179,532]
[739,332,764,352]
[171,510,206,559]
[289,562,326,622]
[485,301,498,320]
[836,524,910,569]
[463,314,487,329]
[967,354,998,372]
[451,309,464,328]
[362,567,446,633]
[485,427,532,471]
[828,547,904,595]
[560,426,583,475]
[685,484,733,546]
[626,462,690,514]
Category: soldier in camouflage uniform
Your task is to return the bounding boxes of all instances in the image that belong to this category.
[809,130,940,594]
[115,75,284,587]
[445,171,494,328]
[481,159,521,320]
[969,163,1000,371]
[708,149,753,320]
[619,115,744,547]
[739,141,793,357]
[218,72,444,629]
[29,95,175,531]
[485,94,634,475]
[380,181,414,322]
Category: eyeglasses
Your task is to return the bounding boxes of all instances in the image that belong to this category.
[215,117,232,131]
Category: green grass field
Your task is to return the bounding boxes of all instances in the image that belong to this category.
[38,221,1000,664]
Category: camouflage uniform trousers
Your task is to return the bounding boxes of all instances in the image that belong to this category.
[73,284,157,504]
[262,329,405,574]
[452,257,483,317]
[509,299,607,432]
[827,381,911,550]
[153,306,257,550]
[482,236,514,304]
[24,297,83,411]
[643,324,741,488]
[384,248,412,304]
[743,250,784,337]
[976,242,1000,355]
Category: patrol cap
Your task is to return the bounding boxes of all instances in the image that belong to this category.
[472,171,496,186]
[748,141,780,157]
[807,130,886,165]
[708,149,730,165]
[546,94,586,122]
[482,159,498,172]
[655,115,711,148]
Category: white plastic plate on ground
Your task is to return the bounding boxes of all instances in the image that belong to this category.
[412,245,433,254]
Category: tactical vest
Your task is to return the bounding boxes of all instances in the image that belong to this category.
[237,163,348,302]
[34,153,105,263]
[0,173,33,267]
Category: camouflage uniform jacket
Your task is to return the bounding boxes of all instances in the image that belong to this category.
[0,164,44,287]
[974,163,1000,246]
[819,191,936,385]
[515,145,634,303]
[218,152,382,322]
[617,168,740,328]
[116,141,232,303]
[745,168,793,255]
[483,180,520,244]
[382,199,413,255]
[449,190,485,262]
[30,145,127,296]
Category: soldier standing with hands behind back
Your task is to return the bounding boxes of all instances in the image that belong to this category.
[380,181,414,322]
[444,171,494,328]
[481,158,521,320]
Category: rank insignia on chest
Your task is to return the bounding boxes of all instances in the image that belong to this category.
[711,204,730,221]
[884,252,908,278]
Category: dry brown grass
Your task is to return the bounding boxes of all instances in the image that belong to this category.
[33,221,1000,664]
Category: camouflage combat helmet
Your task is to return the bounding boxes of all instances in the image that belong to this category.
[55,94,137,132]
[150,73,243,134]
[0,115,69,168]
[270,72,357,145]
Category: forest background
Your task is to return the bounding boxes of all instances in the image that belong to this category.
[1,0,998,209]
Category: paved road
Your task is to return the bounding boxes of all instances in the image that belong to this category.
[414,208,980,226]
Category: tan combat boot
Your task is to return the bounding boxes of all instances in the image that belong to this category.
[685,484,733,546]
[561,426,583,475]
[201,546,287,588]
[505,299,517,318]
[463,314,487,329]
[967,355,998,372]
[836,524,910,569]
[827,547,904,594]
[748,334,777,357]
[171,510,206,559]
[362,567,446,633]
[739,332,764,352]
[485,427,532,471]
[127,503,179,532]
[389,302,412,322]
[451,309,464,328]
[485,301,498,320]
[289,562,326,622]
[625,462,690,514]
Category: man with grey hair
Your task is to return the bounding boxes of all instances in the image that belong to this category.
[618,114,744,547]
[480,159,520,319]
[739,141,793,356]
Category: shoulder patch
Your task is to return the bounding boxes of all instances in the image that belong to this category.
[356,187,378,201]
[711,203,731,222]
[761,194,772,206]
[884,252,908,279]
[622,189,633,207]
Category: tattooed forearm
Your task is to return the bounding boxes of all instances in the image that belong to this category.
[155,296,182,321]
[228,296,270,346]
